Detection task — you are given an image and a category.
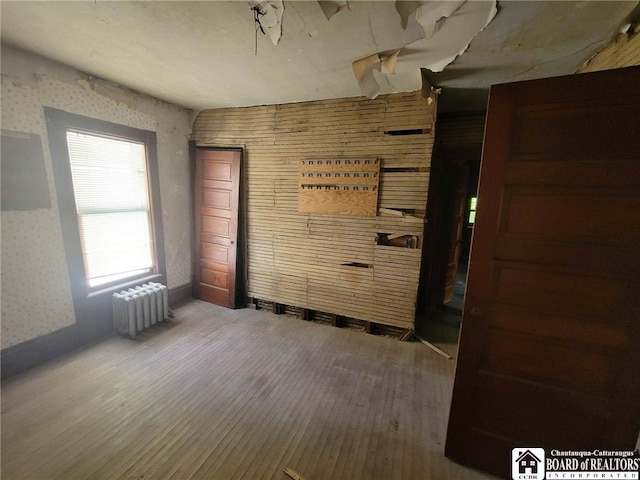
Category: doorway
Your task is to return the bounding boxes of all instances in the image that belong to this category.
[192,147,244,309]
[416,112,484,355]
[441,159,480,315]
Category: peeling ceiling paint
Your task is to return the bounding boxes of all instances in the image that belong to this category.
[318,0,349,21]
[251,0,285,46]
[0,1,636,112]
[351,1,497,98]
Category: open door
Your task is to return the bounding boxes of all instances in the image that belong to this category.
[442,162,470,305]
[445,66,640,478]
[193,148,241,308]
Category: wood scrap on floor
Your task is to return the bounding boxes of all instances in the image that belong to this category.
[415,334,453,359]
[284,467,308,480]
[399,329,415,341]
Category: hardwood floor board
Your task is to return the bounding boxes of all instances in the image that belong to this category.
[4,350,182,478]
[193,323,322,479]
[169,316,322,477]
[351,356,389,480]
[232,327,335,480]
[141,315,289,477]
[327,344,384,480]
[2,299,496,480]
[155,317,302,479]
[374,349,405,480]
[72,323,240,478]
[311,351,368,480]
[257,332,348,480]
[96,316,258,478]
[272,342,345,479]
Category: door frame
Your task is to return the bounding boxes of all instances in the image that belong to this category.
[190,143,247,308]
[418,146,482,314]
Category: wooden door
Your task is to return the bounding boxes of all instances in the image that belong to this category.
[445,66,640,478]
[193,148,241,308]
[442,163,469,304]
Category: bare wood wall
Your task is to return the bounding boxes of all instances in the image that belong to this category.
[580,27,640,72]
[192,91,436,329]
[435,112,486,157]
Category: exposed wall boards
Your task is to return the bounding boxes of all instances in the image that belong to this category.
[193,90,435,329]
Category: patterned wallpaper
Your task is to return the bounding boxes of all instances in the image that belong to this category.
[1,45,192,348]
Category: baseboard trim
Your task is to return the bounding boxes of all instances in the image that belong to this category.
[2,283,193,380]
[1,324,111,380]
[168,283,192,307]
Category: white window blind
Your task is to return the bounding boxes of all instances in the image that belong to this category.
[66,130,154,288]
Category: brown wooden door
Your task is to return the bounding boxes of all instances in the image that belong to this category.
[193,148,241,308]
[445,66,640,478]
[443,162,470,304]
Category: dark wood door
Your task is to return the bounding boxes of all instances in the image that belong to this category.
[442,163,469,304]
[193,148,241,308]
[445,66,640,478]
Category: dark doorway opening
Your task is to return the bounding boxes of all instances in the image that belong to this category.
[415,112,484,355]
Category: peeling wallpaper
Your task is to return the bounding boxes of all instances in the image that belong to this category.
[1,45,192,349]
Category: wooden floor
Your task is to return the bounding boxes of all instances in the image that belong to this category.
[1,299,495,480]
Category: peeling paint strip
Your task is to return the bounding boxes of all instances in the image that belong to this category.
[381,49,400,74]
[352,53,380,82]
[395,0,421,30]
[352,49,400,98]
[414,1,466,39]
[251,0,285,45]
[416,1,498,73]
[318,0,349,21]
[352,53,381,98]
[420,67,432,99]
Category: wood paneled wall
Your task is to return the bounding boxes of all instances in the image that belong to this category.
[580,27,640,72]
[192,91,436,329]
[435,112,486,157]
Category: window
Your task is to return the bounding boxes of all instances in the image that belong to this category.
[45,108,165,295]
[468,196,478,224]
[66,131,154,287]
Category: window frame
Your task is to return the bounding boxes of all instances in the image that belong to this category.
[468,195,478,225]
[45,107,166,302]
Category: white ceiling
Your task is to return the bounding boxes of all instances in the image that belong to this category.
[1,1,637,112]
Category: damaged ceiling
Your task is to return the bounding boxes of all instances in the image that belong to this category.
[1,1,637,112]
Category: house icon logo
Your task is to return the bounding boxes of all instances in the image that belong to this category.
[512,448,545,480]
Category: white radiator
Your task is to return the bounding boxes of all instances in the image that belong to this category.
[112,282,169,338]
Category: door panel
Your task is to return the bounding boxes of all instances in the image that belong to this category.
[204,161,232,179]
[492,266,626,316]
[193,148,241,308]
[482,330,611,393]
[202,216,230,236]
[510,103,638,159]
[201,268,229,289]
[445,67,640,478]
[202,243,229,264]
[203,189,232,209]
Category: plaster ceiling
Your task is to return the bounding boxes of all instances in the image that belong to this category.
[1,1,637,113]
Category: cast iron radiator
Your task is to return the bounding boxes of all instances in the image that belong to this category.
[112,282,169,338]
